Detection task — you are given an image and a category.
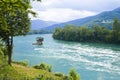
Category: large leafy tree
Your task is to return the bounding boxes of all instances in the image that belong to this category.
[0,0,40,65]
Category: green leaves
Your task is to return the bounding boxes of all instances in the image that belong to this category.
[53,23,120,43]
[112,18,120,43]
[33,62,52,72]
[0,0,37,65]
[69,68,80,80]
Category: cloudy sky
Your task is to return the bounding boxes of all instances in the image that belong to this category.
[31,0,120,22]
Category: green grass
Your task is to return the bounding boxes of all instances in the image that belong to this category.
[0,63,62,80]
[0,61,80,80]
[0,45,80,80]
[0,52,61,80]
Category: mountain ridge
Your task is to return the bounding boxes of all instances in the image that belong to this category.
[31,19,58,30]
[41,7,120,31]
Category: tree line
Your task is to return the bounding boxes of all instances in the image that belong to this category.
[28,30,51,35]
[53,18,120,44]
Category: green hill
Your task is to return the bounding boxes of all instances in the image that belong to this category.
[42,7,120,31]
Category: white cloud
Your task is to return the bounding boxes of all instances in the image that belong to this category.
[32,0,120,11]
[30,8,97,22]
[30,0,120,22]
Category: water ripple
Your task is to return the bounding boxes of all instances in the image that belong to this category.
[34,43,120,75]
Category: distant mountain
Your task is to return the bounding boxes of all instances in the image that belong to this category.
[42,7,120,31]
[31,20,58,30]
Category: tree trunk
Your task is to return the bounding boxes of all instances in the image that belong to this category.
[7,36,13,65]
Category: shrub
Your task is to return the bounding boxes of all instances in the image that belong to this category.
[69,68,80,80]
[33,62,52,72]
[54,72,64,77]
[63,75,72,80]
[36,74,55,80]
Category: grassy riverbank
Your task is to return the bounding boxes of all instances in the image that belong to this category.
[0,54,80,80]
[0,63,61,80]
[0,52,61,80]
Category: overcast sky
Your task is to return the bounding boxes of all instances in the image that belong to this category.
[30,0,120,22]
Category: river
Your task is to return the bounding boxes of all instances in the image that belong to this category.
[13,34,120,80]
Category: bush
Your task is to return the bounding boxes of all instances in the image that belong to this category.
[33,62,52,72]
[63,75,72,80]
[54,72,64,77]
[36,74,55,80]
[69,68,80,80]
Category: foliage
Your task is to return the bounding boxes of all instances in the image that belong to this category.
[54,69,80,80]
[36,74,56,80]
[0,0,29,65]
[0,0,41,65]
[54,72,64,77]
[0,53,61,80]
[28,30,52,35]
[0,41,6,56]
[53,18,120,44]
[33,62,52,72]
[0,50,80,80]
[69,68,80,80]
[0,42,7,70]
[112,18,120,43]
[63,75,72,80]
[0,63,61,80]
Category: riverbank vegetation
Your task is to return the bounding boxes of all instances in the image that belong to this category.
[0,42,80,80]
[28,30,52,35]
[0,0,80,80]
[0,0,37,65]
[53,18,120,44]
[0,53,80,80]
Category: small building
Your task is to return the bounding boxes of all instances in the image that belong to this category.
[33,37,44,45]
[36,37,44,45]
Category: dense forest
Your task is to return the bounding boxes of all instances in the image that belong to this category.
[53,18,120,44]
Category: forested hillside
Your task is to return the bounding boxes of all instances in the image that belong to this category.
[43,7,120,31]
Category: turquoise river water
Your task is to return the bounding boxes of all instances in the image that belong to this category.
[13,34,120,80]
